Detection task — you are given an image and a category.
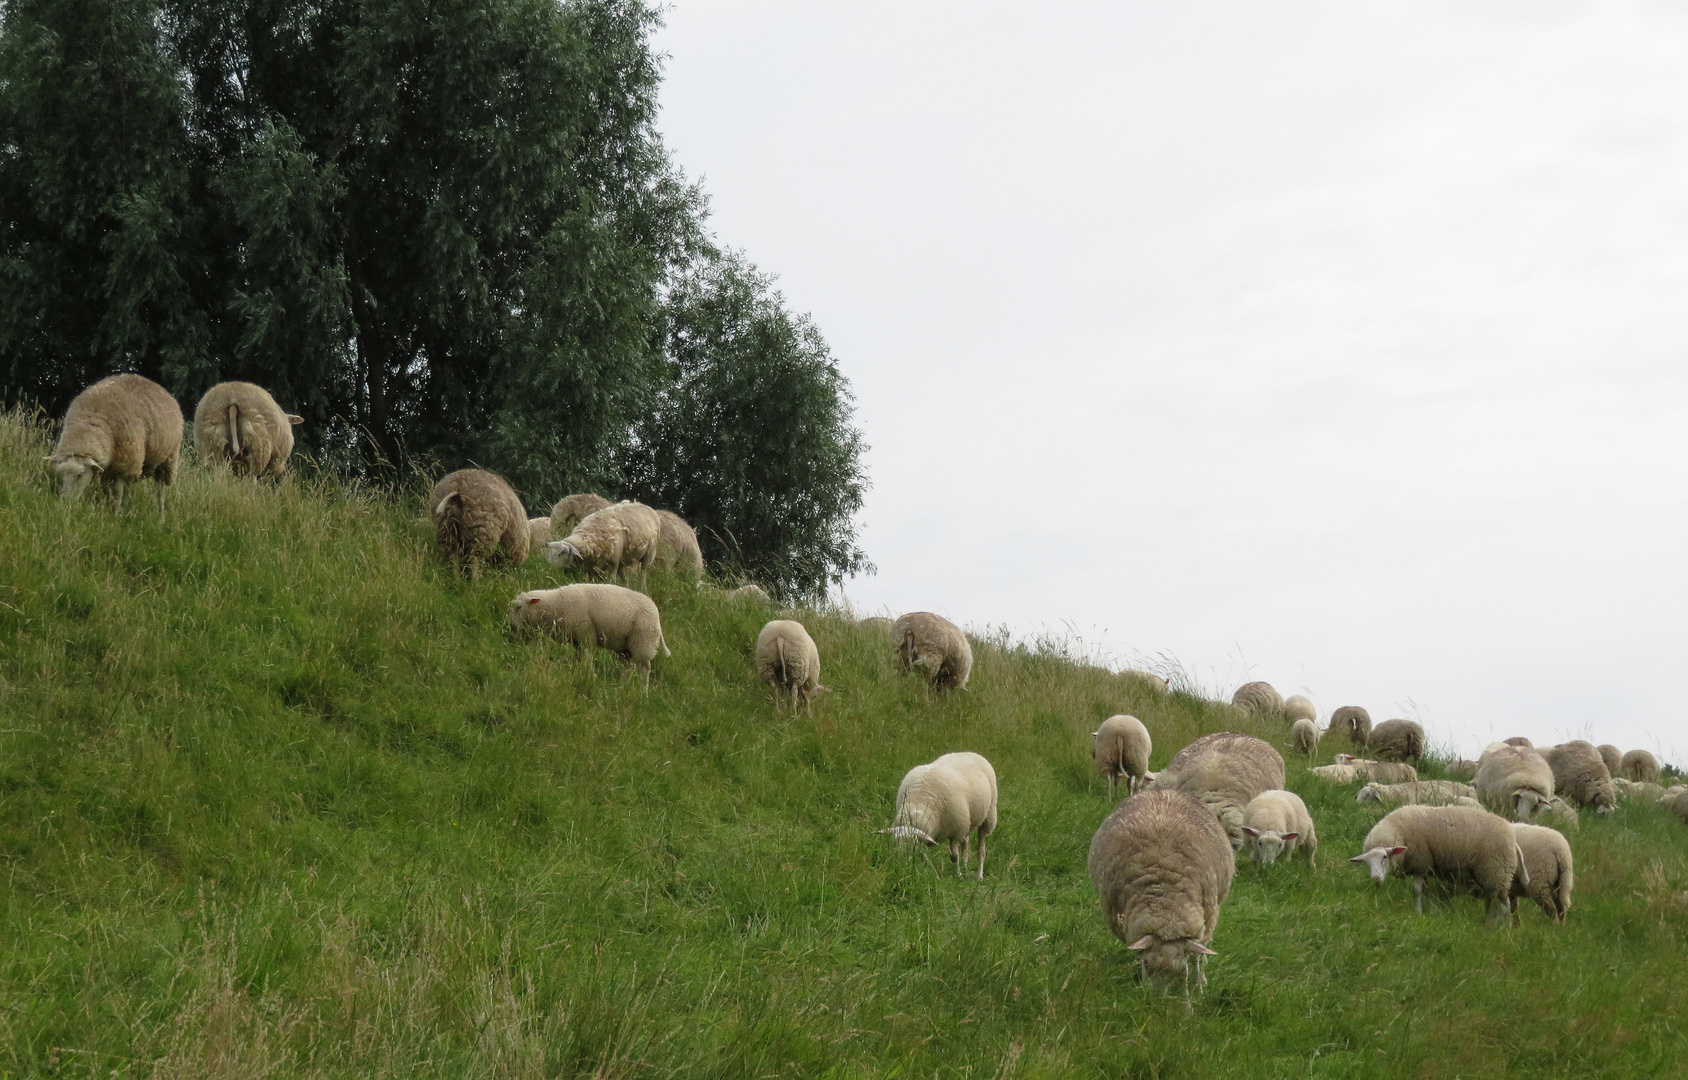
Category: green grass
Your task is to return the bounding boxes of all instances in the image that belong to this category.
[1,409,1685,1079]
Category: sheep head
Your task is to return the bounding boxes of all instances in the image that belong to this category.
[1349,845,1407,883]
[51,454,101,498]
[877,825,937,847]
[1242,826,1298,866]
[545,540,581,568]
[1128,935,1216,995]
[1355,784,1381,803]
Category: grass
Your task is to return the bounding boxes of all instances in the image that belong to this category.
[1,408,1686,1078]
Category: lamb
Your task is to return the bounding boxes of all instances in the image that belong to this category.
[755,619,823,711]
[549,493,612,536]
[526,517,552,558]
[1474,742,1555,822]
[546,500,662,589]
[1149,732,1286,846]
[1282,695,1316,722]
[1348,804,1526,925]
[1612,777,1665,802]
[1291,718,1319,761]
[1332,755,1419,784]
[1355,780,1477,807]
[508,583,670,690]
[192,381,302,479]
[1088,789,1234,1002]
[1597,744,1623,777]
[1619,749,1662,783]
[1231,681,1283,716]
[1239,789,1317,869]
[1367,719,1425,762]
[1510,823,1573,923]
[1329,705,1373,746]
[50,373,183,521]
[892,612,973,691]
[1119,670,1170,693]
[430,469,529,578]
[653,509,705,580]
[1542,741,1616,815]
[727,584,773,605]
[1311,764,1359,785]
[1092,714,1152,800]
[878,752,998,879]
[1445,760,1480,780]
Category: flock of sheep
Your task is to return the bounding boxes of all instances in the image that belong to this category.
[41,373,1688,1008]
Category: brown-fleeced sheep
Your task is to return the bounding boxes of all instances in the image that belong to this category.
[193,381,303,479]
[430,469,529,579]
[892,612,973,691]
[50,373,183,521]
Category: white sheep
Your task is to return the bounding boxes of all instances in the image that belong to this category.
[1231,681,1283,716]
[727,584,773,605]
[1510,823,1573,923]
[1348,804,1526,925]
[1662,786,1688,825]
[546,500,662,589]
[856,615,895,634]
[892,612,973,691]
[755,619,823,711]
[1445,759,1480,780]
[1310,763,1359,785]
[652,509,705,580]
[1619,749,1662,783]
[1118,669,1170,693]
[1538,795,1580,831]
[1328,705,1372,746]
[878,752,998,879]
[1290,718,1318,762]
[1149,732,1286,846]
[1332,755,1419,784]
[1282,695,1316,722]
[50,373,183,521]
[1355,780,1476,807]
[1240,789,1317,869]
[1543,741,1616,815]
[1502,736,1535,749]
[1474,743,1555,822]
[526,517,552,558]
[1088,789,1233,1003]
[509,584,670,690]
[430,469,529,579]
[1367,719,1425,762]
[192,381,302,479]
[549,493,612,536]
[1596,744,1623,777]
[1612,777,1665,802]
[1092,714,1152,800]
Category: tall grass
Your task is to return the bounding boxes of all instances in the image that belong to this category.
[1,410,1685,1078]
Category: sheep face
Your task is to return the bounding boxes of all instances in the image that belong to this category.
[1129,935,1215,995]
[1355,784,1381,803]
[1241,826,1298,866]
[877,825,937,847]
[1514,791,1545,822]
[52,454,100,497]
[1350,845,1407,883]
[545,540,581,568]
[508,593,544,630]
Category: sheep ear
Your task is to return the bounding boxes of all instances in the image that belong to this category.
[1387,846,1407,856]
[287,414,304,425]
[1240,827,1260,838]
[1188,941,1217,956]
[527,597,541,605]
[1349,854,1370,863]
[1281,832,1299,841]
[1128,935,1156,951]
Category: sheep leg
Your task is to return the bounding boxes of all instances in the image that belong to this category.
[154,480,168,523]
[1412,875,1425,915]
[112,477,129,511]
[976,831,986,880]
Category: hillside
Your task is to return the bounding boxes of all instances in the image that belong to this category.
[1,409,1685,1079]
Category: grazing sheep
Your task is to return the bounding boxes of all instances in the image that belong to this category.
[1093,714,1152,800]
[1619,749,1662,783]
[430,469,529,579]
[1149,733,1286,846]
[547,501,662,589]
[1356,780,1477,807]
[1445,759,1480,780]
[727,584,773,604]
[1543,741,1616,815]
[653,509,705,580]
[549,493,612,536]
[1311,763,1360,785]
[1596,744,1623,777]
[1474,743,1555,822]
[1503,736,1535,749]
[526,517,552,558]
[1452,795,1484,808]
[1333,755,1419,784]
[1368,719,1426,762]
[192,381,302,479]
[1349,804,1525,925]
[1240,789,1317,869]
[892,612,973,691]
[1291,718,1319,761]
[1088,789,1234,1002]
[1231,681,1283,716]
[1510,823,1573,923]
[878,752,998,879]
[1119,670,1170,692]
[50,373,183,521]
[856,616,894,633]
[1539,795,1580,831]
[1613,777,1665,802]
[755,619,823,711]
[1329,706,1373,746]
[509,584,669,690]
[1662,786,1688,825]
[1282,695,1316,722]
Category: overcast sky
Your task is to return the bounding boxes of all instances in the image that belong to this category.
[652,1,1688,764]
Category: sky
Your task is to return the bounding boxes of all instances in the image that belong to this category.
[651,1,1688,764]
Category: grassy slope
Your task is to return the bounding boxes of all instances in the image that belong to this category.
[0,411,1685,1079]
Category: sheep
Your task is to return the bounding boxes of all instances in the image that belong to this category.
[549,493,612,536]
[1291,718,1319,761]
[1503,736,1535,749]
[1231,681,1283,716]
[1329,705,1373,746]
[430,469,528,578]
[727,584,773,604]
[1510,823,1573,923]
[526,517,552,558]
[509,583,669,690]
[1542,741,1616,815]
[1539,795,1580,831]
[1348,804,1525,925]
[1311,764,1359,785]
[1149,732,1286,846]
[755,619,823,711]
[1119,670,1170,692]
[1596,744,1623,777]
[1332,755,1419,784]
[50,373,183,521]
[1282,695,1316,722]
[1662,786,1688,825]
[653,509,704,580]
[1088,789,1234,1003]
[892,612,973,691]
[878,752,997,879]
[1092,714,1152,800]
[1619,749,1662,783]
[1445,759,1480,780]
[546,500,661,589]
[856,616,895,633]
[1474,743,1555,822]
[1367,719,1425,762]
[1613,777,1665,802]
[1240,789,1317,869]
[1356,780,1477,807]
[1452,795,1484,809]
[192,381,302,479]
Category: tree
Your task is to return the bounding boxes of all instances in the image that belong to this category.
[625,250,870,600]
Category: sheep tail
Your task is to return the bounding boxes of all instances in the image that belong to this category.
[435,491,460,517]
[660,630,671,658]
[1515,842,1530,887]
[226,402,242,457]
[775,635,788,684]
